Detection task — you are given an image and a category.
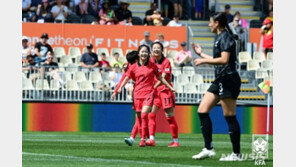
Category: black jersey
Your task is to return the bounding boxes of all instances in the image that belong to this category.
[213,30,237,78]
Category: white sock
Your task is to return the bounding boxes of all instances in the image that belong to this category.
[173,138,179,143]
[149,135,155,140]
[129,137,134,142]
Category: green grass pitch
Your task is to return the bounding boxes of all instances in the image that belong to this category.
[22,132,273,167]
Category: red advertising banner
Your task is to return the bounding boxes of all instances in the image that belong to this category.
[22,23,187,54]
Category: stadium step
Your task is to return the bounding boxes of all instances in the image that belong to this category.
[180,20,209,26]
[218,5,253,11]
[193,32,215,38]
[217,0,253,6]
[203,78,250,84]
[237,95,265,100]
[190,26,211,33]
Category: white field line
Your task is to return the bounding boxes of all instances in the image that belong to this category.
[22,138,252,146]
[22,152,204,167]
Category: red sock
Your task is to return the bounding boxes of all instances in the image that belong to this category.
[137,115,142,139]
[148,112,156,137]
[141,112,148,139]
[166,116,178,139]
[131,116,139,139]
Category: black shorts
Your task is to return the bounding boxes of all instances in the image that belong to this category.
[207,72,241,100]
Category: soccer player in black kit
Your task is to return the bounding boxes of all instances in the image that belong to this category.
[191,12,242,161]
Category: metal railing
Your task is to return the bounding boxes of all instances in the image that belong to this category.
[22,65,271,105]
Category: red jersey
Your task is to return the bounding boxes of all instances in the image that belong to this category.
[126,60,161,99]
[151,56,172,92]
[114,63,136,93]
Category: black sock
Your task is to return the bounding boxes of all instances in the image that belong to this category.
[198,113,213,150]
[225,115,241,154]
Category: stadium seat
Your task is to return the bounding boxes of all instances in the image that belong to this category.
[267,52,273,60]
[66,80,79,90]
[176,74,189,85]
[247,60,260,71]
[182,66,195,76]
[132,16,143,25]
[81,15,96,24]
[197,83,211,94]
[67,13,81,23]
[253,52,265,63]
[168,50,178,59]
[168,57,176,68]
[82,47,95,54]
[191,74,204,85]
[89,71,103,83]
[238,51,251,63]
[119,56,127,63]
[62,72,72,81]
[73,71,87,82]
[111,48,124,57]
[76,55,82,64]
[66,64,78,73]
[172,68,182,76]
[35,79,50,90]
[68,47,81,57]
[262,60,273,71]
[60,55,73,65]
[163,17,171,26]
[97,48,110,57]
[50,80,60,90]
[105,56,115,64]
[184,83,198,93]
[53,47,66,57]
[255,69,268,79]
[80,81,94,91]
[22,78,34,90]
[175,84,183,93]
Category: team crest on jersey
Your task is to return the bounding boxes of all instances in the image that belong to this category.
[158,69,161,72]
[165,68,170,72]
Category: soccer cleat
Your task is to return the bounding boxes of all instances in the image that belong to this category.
[192,148,216,160]
[168,142,179,147]
[124,138,134,146]
[219,152,243,161]
[146,139,156,146]
[139,139,146,147]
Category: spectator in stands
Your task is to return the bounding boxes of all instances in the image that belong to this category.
[224,4,233,23]
[22,55,40,78]
[175,42,192,67]
[172,0,183,19]
[51,0,70,23]
[151,9,163,26]
[260,18,273,54]
[229,13,247,51]
[111,52,124,68]
[34,33,53,63]
[76,0,90,16]
[185,0,193,20]
[140,31,153,50]
[161,0,169,18]
[22,0,32,19]
[42,51,58,71]
[194,0,203,20]
[36,0,54,23]
[80,43,99,68]
[115,1,132,25]
[154,33,169,57]
[22,36,34,64]
[232,11,248,28]
[98,52,111,68]
[167,15,182,27]
[144,2,158,26]
[99,2,115,25]
[91,18,100,24]
[109,63,123,88]
[89,0,104,18]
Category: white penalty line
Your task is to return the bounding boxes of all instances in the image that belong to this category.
[22,152,204,167]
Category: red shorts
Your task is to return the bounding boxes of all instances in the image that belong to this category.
[133,92,154,112]
[153,90,176,109]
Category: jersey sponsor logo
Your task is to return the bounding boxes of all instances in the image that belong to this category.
[158,69,161,72]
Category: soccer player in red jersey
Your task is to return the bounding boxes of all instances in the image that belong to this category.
[146,42,179,147]
[117,45,176,147]
[111,50,141,146]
